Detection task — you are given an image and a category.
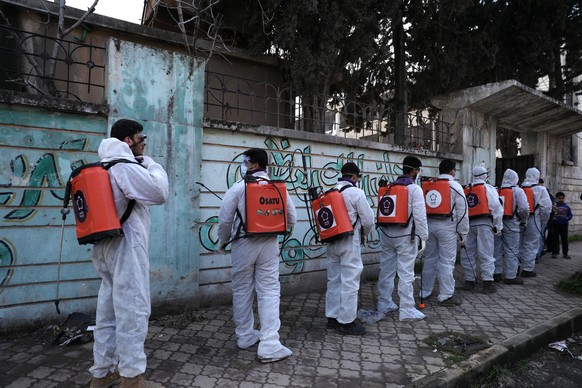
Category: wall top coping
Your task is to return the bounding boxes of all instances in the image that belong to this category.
[0,90,108,116]
[204,118,464,162]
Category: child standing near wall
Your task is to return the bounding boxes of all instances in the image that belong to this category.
[549,192,573,259]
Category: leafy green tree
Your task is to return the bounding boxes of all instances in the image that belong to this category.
[406,0,582,105]
[218,0,389,133]
[216,0,582,135]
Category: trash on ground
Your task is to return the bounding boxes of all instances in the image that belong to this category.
[548,337,582,360]
[49,312,94,346]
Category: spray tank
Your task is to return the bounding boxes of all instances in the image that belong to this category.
[243,175,288,235]
[464,183,490,219]
[307,185,354,243]
[521,186,536,215]
[63,159,140,245]
[422,178,452,218]
[498,187,515,218]
[376,179,411,226]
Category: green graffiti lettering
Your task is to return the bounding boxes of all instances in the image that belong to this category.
[0,192,13,205]
[281,238,304,273]
[199,216,220,251]
[226,154,245,188]
[0,239,15,289]
[5,153,63,220]
[60,138,89,172]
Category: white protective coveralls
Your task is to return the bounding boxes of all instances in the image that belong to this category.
[519,168,552,272]
[421,174,469,302]
[217,171,297,358]
[377,178,429,320]
[493,169,530,279]
[90,138,169,379]
[326,180,374,325]
[461,167,503,282]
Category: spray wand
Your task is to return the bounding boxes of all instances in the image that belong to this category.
[56,181,73,315]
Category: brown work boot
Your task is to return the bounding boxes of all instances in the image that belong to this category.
[90,370,120,388]
[120,374,164,388]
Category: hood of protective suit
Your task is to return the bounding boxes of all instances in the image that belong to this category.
[98,138,138,163]
[472,166,488,182]
[523,167,540,186]
[501,169,519,188]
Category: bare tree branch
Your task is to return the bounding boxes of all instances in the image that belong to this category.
[62,0,99,36]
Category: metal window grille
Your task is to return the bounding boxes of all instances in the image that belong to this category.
[204,70,453,152]
[0,25,106,103]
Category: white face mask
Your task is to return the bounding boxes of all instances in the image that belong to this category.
[240,155,252,177]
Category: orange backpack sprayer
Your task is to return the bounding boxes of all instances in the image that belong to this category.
[498,187,515,219]
[376,179,410,226]
[63,160,140,245]
[422,178,452,218]
[308,186,354,243]
[244,176,288,235]
[464,183,490,219]
[57,159,139,314]
[522,186,536,215]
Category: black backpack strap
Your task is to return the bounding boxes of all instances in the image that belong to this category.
[339,184,353,193]
[120,200,136,224]
[103,159,142,224]
[338,184,363,229]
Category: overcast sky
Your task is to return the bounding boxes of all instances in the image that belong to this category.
[60,0,144,24]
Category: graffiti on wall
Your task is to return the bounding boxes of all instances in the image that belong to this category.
[198,136,411,274]
[0,138,89,290]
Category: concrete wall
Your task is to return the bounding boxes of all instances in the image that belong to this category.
[437,107,498,185]
[0,38,205,330]
[196,122,460,304]
[438,103,582,236]
[544,134,582,235]
[0,98,108,329]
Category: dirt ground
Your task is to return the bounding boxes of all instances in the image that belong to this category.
[475,332,582,388]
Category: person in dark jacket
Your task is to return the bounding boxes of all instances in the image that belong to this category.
[549,192,573,259]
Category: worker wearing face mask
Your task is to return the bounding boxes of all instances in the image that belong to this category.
[461,166,503,294]
[519,167,552,277]
[420,159,469,306]
[376,156,428,321]
[325,162,375,335]
[493,169,529,285]
[89,119,169,388]
[217,148,297,363]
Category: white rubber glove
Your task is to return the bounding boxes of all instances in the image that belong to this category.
[493,227,502,237]
[139,155,155,168]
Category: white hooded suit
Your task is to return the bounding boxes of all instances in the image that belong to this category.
[421,174,469,302]
[461,167,503,282]
[519,168,551,272]
[493,169,529,279]
[377,178,428,320]
[218,170,297,358]
[326,180,374,325]
[90,138,169,379]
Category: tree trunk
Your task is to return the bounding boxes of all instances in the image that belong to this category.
[393,8,408,146]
